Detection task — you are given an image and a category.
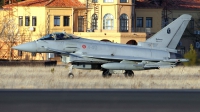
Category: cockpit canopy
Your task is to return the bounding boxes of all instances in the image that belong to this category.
[39,32,80,40]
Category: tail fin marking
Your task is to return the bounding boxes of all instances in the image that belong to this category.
[145,14,192,49]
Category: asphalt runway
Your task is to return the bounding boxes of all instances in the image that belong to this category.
[0,89,200,112]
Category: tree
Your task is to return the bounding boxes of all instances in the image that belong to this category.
[0,0,3,8]
[183,44,197,66]
[0,9,28,61]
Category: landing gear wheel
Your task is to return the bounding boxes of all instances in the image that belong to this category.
[68,73,74,78]
[124,70,134,78]
[102,70,112,78]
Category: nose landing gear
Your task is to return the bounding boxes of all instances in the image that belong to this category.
[68,64,74,78]
[68,73,74,78]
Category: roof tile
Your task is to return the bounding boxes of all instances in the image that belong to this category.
[3,0,85,8]
[136,0,200,9]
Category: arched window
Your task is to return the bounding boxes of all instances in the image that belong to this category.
[103,13,114,30]
[126,40,137,45]
[101,39,111,42]
[120,14,128,32]
[91,14,98,30]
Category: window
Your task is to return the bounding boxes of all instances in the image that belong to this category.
[92,0,98,3]
[32,52,36,57]
[103,13,114,30]
[25,16,30,26]
[136,17,143,27]
[78,16,84,32]
[63,16,70,26]
[120,14,128,32]
[162,18,169,27]
[54,16,60,26]
[92,14,98,30]
[32,16,37,26]
[18,50,22,56]
[190,18,194,29]
[177,46,185,55]
[104,0,113,2]
[131,16,134,32]
[19,16,23,26]
[146,17,152,28]
[120,0,128,3]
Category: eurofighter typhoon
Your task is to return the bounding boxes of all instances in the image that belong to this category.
[13,14,191,78]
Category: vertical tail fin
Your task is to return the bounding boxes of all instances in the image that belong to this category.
[145,14,191,49]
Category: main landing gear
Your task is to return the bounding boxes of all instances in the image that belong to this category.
[67,64,134,78]
[101,69,134,78]
[124,70,134,78]
[102,69,112,78]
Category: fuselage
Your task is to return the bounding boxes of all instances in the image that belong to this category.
[31,38,171,61]
[13,35,179,62]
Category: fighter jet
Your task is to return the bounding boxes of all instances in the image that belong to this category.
[13,14,191,78]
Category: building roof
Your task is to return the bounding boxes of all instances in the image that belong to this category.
[136,0,200,10]
[3,0,85,8]
[135,1,162,9]
[175,0,200,9]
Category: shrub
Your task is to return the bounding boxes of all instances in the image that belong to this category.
[183,44,197,66]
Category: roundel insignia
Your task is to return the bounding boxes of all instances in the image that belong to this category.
[167,28,171,34]
[82,45,86,49]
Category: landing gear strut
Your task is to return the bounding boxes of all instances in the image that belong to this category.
[124,70,134,78]
[102,69,112,78]
[68,64,74,78]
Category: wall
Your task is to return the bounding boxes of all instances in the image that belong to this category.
[74,32,146,44]
[86,0,134,33]
[13,6,46,40]
[135,8,162,34]
[0,7,47,60]
[46,7,73,34]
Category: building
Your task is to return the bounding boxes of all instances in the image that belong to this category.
[135,0,200,56]
[0,0,88,60]
[75,0,146,44]
[1,0,200,61]
[135,0,163,37]
[0,0,147,61]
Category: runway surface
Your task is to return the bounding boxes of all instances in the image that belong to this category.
[0,89,200,112]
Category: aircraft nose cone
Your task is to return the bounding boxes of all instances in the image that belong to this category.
[12,41,37,52]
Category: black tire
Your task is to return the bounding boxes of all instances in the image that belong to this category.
[68,73,74,78]
[124,70,134,78]
[102,70,112,78]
